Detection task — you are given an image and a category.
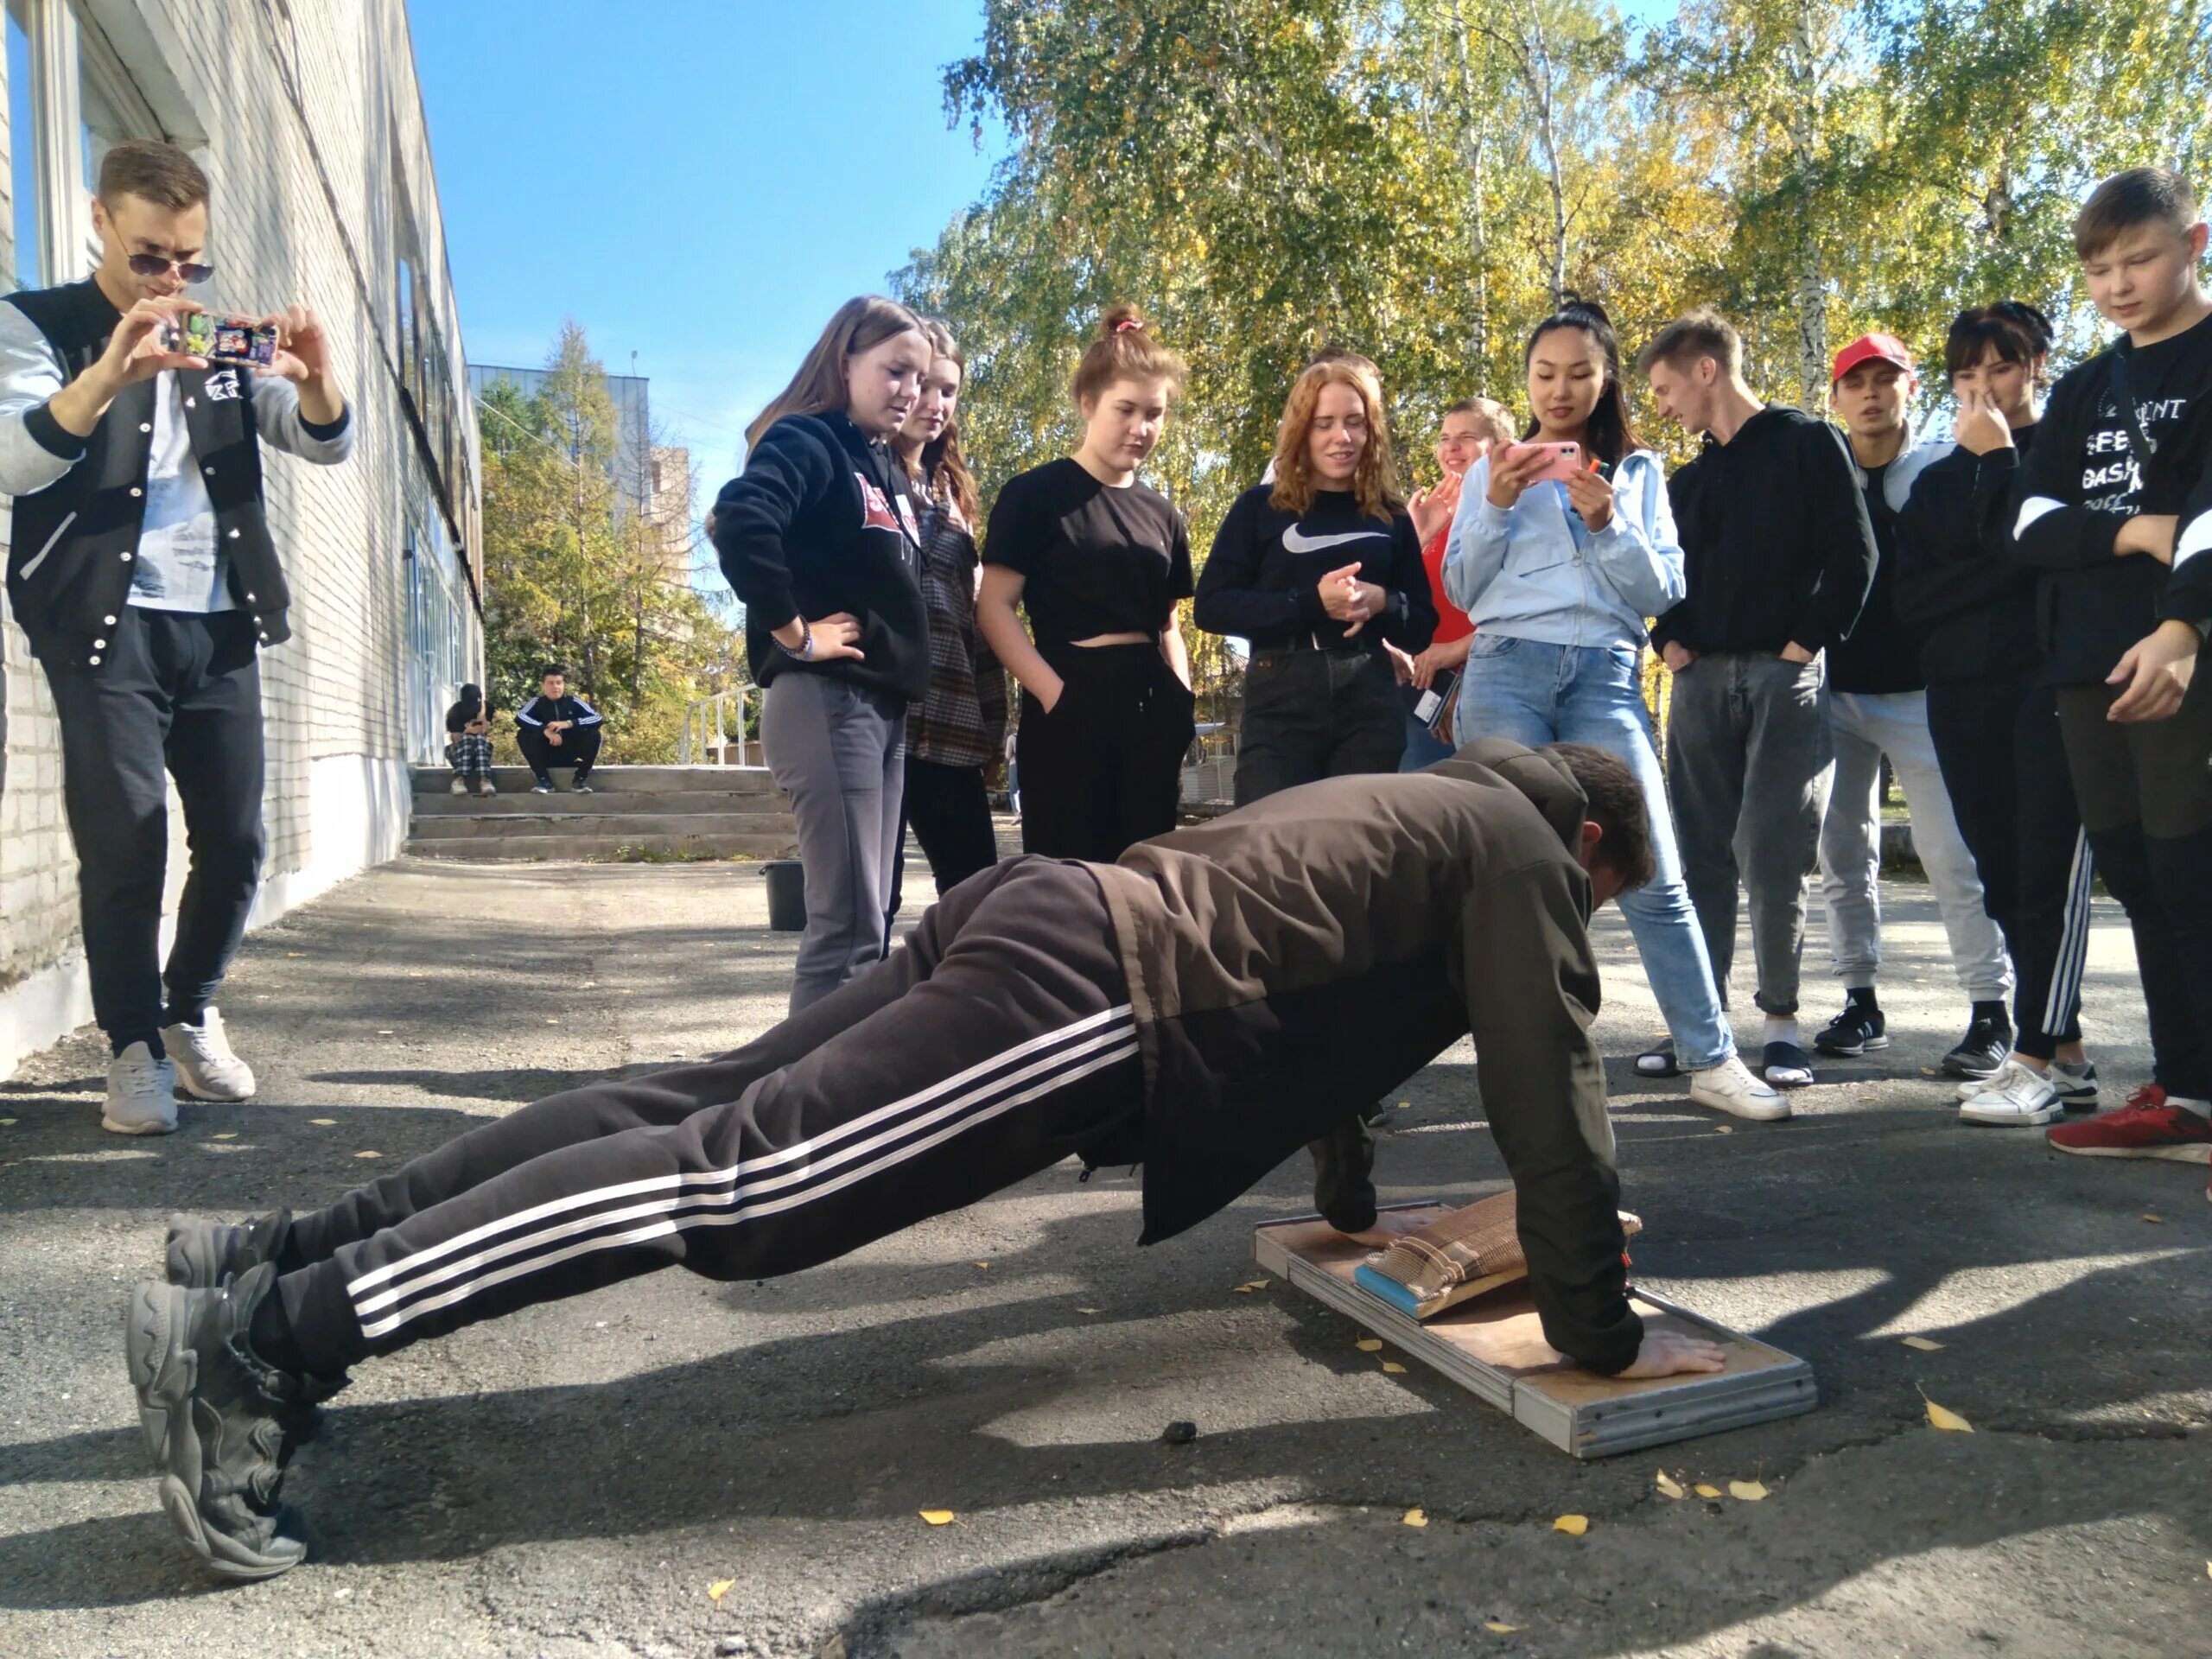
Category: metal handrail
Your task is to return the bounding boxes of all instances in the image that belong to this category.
[676,686,768,768]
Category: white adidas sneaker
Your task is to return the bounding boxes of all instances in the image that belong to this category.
[162,1007,257,1103]
[1958,1058,2063,1127]
[1688,1055,1791,1122]
[104,1042,179,1136]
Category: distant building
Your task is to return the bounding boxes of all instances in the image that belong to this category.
[468,361,652,514]
[648,445,692,588]
[1,0,480,1074]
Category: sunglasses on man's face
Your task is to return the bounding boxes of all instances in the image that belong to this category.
[125,251,214,283]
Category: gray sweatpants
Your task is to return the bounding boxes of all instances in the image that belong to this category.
[761,671,907,1014]
[1665,651,1834,1016]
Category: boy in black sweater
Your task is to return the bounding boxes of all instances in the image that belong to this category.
[513,666,605,793]
[1637,310,1878,1088]
[2017,169,2212,1166]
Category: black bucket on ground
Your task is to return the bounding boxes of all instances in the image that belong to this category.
[763,860,806,931]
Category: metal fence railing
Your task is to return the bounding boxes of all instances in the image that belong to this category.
[676,686,767,768]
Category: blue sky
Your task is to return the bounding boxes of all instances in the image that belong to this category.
[407,0,1006,486]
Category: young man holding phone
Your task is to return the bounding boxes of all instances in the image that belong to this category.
[1637,310,1878,1088]
[0,140,354,1135]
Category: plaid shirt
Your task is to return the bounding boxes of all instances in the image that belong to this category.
[906,486,1008,770]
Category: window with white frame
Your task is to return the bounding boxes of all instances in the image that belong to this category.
[4,0,193,293]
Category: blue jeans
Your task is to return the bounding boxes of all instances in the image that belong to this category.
[1457,633,1734,1070]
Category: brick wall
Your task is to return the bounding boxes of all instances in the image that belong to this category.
[0,0,479,1074]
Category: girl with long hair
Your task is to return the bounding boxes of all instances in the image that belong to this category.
[709,296,932,1012]
[1195,355,1434,800]
[1444,301,1780,1118]
[1895,302,2101,1125]
[887,321,1005,909]
[977,304,1197,861]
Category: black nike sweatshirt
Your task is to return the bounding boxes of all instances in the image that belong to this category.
[1193,484,1436,654]
[710,411,930,699]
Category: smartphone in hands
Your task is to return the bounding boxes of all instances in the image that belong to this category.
[1497,440,1585,484]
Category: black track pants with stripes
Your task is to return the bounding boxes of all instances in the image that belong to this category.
[275,859,1143,1371]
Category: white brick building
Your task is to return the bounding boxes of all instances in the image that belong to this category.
[0,0,479,1074]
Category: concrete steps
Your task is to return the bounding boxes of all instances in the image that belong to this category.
[404,766,798,862]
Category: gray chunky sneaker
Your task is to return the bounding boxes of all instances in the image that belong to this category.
[167,1209,291,1291]
[162,1007,256,1102]
[124,1263,311,1580]
[103,1042,178,1136]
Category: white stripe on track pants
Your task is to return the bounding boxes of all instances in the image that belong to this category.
[276,860,1142,1369]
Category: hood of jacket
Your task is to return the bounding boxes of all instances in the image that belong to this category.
[1427,735,1587,857]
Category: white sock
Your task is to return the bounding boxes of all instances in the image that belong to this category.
[1763,1015,1800,1049]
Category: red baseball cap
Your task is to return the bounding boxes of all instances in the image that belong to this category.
[1831,333,1915,385]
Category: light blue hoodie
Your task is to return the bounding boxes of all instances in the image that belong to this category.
[1441,449,1686,648]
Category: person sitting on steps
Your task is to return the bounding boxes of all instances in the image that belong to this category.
[514,664,603,793]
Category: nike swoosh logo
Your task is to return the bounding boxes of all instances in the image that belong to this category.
[1281,526,1389,555]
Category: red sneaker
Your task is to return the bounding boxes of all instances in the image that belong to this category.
[2046,1085,2212,1162]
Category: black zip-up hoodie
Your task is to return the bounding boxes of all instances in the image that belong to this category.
[1652,404,1878,657]
[2010,310,2212,683]
[1893,427,2040,683]
[1089,737,1641,1374]
[1193,483,1437,655]
[709,411,929,699]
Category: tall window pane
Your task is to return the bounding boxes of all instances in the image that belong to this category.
[6,0,41,290]
[78,62,123,196]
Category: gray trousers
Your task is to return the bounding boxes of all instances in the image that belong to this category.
[1665,651,1834,1016]
[762,671,907,1015]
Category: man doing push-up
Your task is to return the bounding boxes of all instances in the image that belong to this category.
[127,738,1723,1579]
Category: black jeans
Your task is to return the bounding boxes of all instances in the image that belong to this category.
[40,608,266,1052]
[2056,671,2212,1100]
[1231,642,1405,1228]
[1232,645,1405,805]
[1016,644,1194,862]
[517,721,601,784]
[887,754,1000,918]
[1925,676,2089,1058]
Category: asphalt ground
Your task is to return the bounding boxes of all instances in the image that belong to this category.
[2,849,2206,1658]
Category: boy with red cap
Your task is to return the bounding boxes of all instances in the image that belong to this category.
[1815,334,2017,1080]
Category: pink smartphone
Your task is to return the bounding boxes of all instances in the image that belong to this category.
[1500,440,1584,484]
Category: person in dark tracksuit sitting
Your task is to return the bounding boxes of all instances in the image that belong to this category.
[132,738,1726,1580]
[512,665,604,793]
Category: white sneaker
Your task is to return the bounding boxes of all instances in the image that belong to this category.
[1958,1058,2062,1126]
[449,777,468,795]
[103,1042,179,1135]
[1688,1056,1791,1122]
[161,1007,257,1102]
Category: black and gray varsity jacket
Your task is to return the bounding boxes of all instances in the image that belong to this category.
[0,276,353,671]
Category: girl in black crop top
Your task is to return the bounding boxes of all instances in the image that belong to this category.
[978,305,1198,861]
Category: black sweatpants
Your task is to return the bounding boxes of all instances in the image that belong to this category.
[1016,643,1194,862]
[2055,671,2212,1101]
[517,721,601,784]
[1232,645,1405,805]
[275,859,1147,1371]
[40,608,265,1053]
[887,754,999,919]
[1925,676,2093,1058]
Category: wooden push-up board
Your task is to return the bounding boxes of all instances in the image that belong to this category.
[1254,1203,1816,1459]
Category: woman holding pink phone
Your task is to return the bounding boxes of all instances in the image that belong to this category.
[1442,302,1782,1120]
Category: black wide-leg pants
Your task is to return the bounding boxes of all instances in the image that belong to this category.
[276,859,1145,1370]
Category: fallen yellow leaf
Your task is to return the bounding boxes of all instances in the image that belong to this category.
[1381,1361,1408,1375]
[376,1029,395,1036]
[1655,1471,1685,1500]
[973,1261,990,1269]
[2142,1213,2164,1224]
[1485,1624,1518,1635]
[1553,1514,1588,1536]
[1694,1484,1723,1498]
[1900,1336,1945,1352]
[1713,1124,1733,1135]
[1728,1479,1769,1501]
[1396,1100,1410,1109]
[0,1118,15,1127]
[546,1018,559,1025]
[707,1580,734,1605]
[1356,1338,1383,1353]
[212,1132,238,1141]
[1923,1395,1974,1433]
[309,1118,336,1126]
[1402,1507,1427,1528]
[918,1509,955,1526]
[1077,1306,1100,1315]
[353,1150,382,1160]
